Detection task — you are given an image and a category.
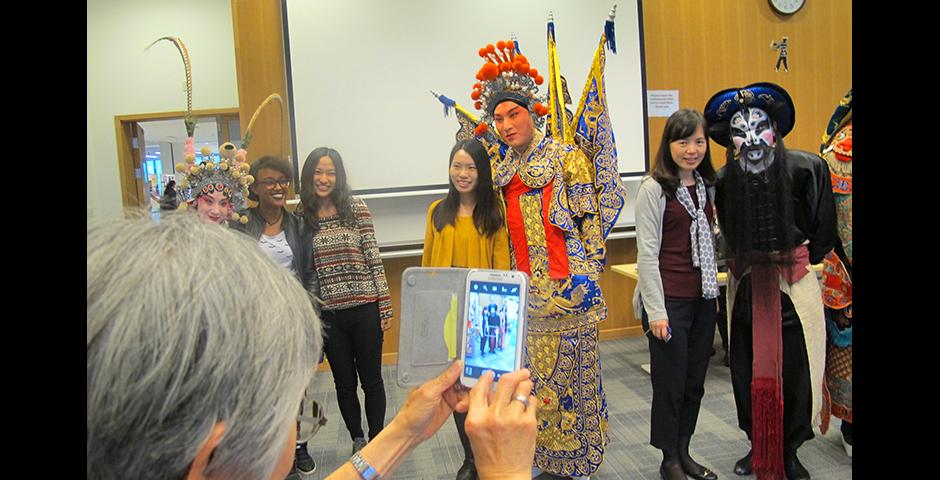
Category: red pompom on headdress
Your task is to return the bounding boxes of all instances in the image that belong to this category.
[467,36,547,129]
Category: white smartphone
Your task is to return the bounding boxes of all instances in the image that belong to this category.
[459,269,528,388]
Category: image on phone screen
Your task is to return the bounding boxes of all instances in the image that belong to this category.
[462,280,522,382]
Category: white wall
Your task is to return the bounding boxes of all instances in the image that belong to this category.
[87,0,238,220]
[284,0,647,193]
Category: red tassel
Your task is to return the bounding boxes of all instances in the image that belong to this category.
[820,379,832,435]
[751,377,785,480]
[474,123,488,136]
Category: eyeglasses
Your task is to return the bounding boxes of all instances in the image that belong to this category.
[257,179,291,188]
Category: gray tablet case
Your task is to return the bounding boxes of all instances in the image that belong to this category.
[397,267,469,387]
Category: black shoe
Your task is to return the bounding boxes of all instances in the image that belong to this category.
[784,451,810,480]
[678,438,717,480]
[456,458,477,480]
[679,450,718,480]
[733,451,752,476]
[722,351,730,367]
[660,460,688,480]
[294,444,316,475]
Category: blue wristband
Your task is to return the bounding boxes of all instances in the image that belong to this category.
[350,451,383,480]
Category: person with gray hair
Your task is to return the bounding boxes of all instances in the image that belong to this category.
[88,212,321,480]
[87,212,539,480]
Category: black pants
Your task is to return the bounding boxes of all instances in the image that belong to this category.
[716,286,729,351]
[729,296,814,451]
[453,411,474,462]
[321,302,387,441]
[642,297,716,450]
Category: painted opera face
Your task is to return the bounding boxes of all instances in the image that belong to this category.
[195,188,233,224]
[730,107,776,174]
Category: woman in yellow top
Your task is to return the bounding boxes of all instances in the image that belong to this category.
[422,138,510,480]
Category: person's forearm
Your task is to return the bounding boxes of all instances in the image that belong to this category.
[325,418,421,480]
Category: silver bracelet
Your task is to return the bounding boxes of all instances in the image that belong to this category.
[350,450,383,480]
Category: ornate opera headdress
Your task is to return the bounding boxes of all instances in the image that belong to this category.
[149,37,282,225]
[469,36,548,136]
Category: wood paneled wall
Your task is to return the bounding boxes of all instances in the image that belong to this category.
[643,0,853,168]
[232,0,851,365]
[231,0,291,165]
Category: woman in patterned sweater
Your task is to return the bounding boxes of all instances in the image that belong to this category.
[298,147,391,455]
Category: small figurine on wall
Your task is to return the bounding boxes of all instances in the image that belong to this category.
[771,36,789,72]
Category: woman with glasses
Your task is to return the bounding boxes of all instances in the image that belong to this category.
[233,155,321,477]
[236,155,316,294]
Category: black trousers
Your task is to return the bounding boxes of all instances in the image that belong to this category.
[729,293,814,451]
[642,297,717,450]
[321,301,387,441]
[453,411,474,461]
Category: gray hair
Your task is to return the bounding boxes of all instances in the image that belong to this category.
[87,211,322,479]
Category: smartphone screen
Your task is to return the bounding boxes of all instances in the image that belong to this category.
[461,278,524,383]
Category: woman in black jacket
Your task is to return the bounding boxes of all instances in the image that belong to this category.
[232,155,321,477]
[234,156,317,297]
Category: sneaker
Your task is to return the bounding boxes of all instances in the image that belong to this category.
[352,437,368,455]
[294,444,316,475]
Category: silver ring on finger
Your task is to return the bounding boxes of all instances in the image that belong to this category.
[513,394,529,408]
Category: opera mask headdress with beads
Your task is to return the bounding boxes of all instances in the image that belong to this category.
[149,37,284,225]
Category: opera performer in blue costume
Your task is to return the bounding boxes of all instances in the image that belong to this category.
[432,7,628,478]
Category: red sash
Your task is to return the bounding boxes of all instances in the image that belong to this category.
[503,175,569,280]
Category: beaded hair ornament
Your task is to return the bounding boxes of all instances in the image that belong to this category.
[470,36,548,137]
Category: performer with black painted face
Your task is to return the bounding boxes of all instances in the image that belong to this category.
[704,83,837,480]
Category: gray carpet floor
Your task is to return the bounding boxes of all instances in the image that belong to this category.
[302,334,852,479]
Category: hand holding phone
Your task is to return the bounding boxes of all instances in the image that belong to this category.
[459,269,528,388]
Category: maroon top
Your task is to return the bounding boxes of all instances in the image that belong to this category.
[659,185,713,300]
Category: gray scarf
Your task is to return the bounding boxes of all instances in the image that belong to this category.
[675,171,719,299]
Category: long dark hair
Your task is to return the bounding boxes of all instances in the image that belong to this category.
[431,139,504,237]
[299,147,355,229]
[163,180,176,196]
[651,109,717,197]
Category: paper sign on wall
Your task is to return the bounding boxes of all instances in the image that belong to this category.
[648,90,680,118]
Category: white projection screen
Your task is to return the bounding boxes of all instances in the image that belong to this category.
[283,0,648,195]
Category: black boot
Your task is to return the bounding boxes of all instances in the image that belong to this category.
[660,449,688,480]
[784,449,810,480]
[733,450,752,476]
[678,436,717,480]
